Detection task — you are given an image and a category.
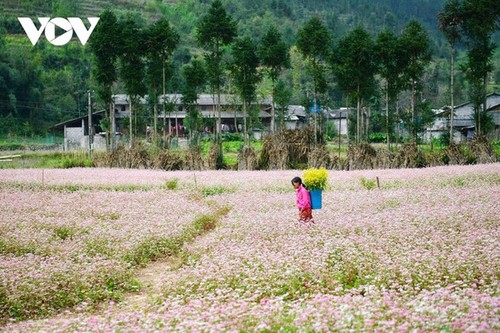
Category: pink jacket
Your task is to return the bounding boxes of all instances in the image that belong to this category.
[296,184,311,210]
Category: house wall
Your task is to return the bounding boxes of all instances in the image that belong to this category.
[285,121,298,130]
[64,127,84,151]
[426,94,500,143]
[330,119,348,135]
[63,125,123,151]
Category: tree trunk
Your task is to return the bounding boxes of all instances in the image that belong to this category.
[396,99,400,148]
[243,101,248,145]
[88,90,93,156]
[313,93,318,144]
[449,44,455,143]
[110,101,116,151]
[217,90,222,151]
[162,57,167,143]
[271,80,276,133]
[356,84,361,144]
[130,99,133,148]
[367,105,371,142]
[411,80,415,141]
[175,108,179,138]
[153,102,158,146]
[481,74,488,136]
[386,80,390,150]
[234,109,238,133]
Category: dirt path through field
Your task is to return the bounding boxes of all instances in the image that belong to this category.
[106,256,183,313]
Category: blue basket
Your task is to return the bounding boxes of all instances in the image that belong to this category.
[310,190,323,210]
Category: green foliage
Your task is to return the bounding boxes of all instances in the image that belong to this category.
[53,225,77,241]
[360,177,377,190]
[124,205,230,266]
[164,178,179,190]
[296,17,331,62]
[182,58,206,135]
[303,167,328,191]
[369,132,387,143]
[124,236,184,266]
[326,249,366,289]
[61,155,93,168]
[222,132,244,142]
[192,214,218,234]
[88,10,121,104]
[229,36,261,142]
[493,140,500,157]
[258,26,290,82]
[332,27,377,100]
[0,238,37,256]
[201,185,235,197]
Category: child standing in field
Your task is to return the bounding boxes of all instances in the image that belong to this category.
[291,176,314,224]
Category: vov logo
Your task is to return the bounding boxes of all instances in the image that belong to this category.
[18,17,100,46]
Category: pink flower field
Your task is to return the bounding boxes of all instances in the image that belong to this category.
[1,164,499,332]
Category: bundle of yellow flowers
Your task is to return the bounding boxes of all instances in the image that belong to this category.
[303,167,328,191]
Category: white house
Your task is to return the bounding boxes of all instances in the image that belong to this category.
[53,93,273,151]
[426,92,500,142]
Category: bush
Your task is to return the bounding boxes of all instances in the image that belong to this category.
[201,185,235,197]
[369,132,386,143]
[360,176,377,190]
[164,178,178,190]
[438,133,450,147]
[222,132,243,142]
[0,142,25,151]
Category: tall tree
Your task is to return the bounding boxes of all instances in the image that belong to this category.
[0,30,19,120]
[296,16,331,143]
[399,20,432,141]
[119,15,147,146]
[459,0,499,136]
[332,27,377,143]
[182,58,206,140]
[375,29,405,149]
[274,79,292,131]
[229,36,261,145]
[88,9,121,151]
[257,26,290,133]
[438,0,463,143]
[197,0,237,168]
[144,18,179,145]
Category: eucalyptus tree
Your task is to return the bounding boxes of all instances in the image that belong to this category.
[296,16,331,143]
[399,20,432,141]
[144,18,179,144]
[196,0,237,167]
[119,15,146,146]
[0,30,17,120]
[182,58,206,140]
[88,9,121,151]
[257,26,290,133]
[229,36,261,145]
[459,0,499,136]
[375,29,405,149]
[332,27,377,143]
[274,79,292,131]
[438,0,463,142]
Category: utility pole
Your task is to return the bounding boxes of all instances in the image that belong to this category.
[88,90,93,157]
[129,96,133,148]
[338,111,341,159]
[110,96,116,151]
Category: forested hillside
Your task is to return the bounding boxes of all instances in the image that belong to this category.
[0,0,498,136]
